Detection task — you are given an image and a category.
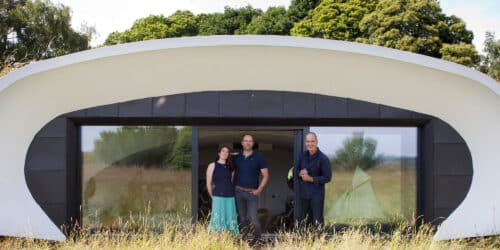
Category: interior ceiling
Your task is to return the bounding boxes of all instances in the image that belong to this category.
[199,129,294,148]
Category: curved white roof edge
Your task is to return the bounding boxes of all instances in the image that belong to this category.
[1,35,499,95]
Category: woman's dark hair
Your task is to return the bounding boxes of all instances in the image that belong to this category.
[216,145,235,172]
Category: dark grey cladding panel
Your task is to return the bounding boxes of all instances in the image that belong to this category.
[36,117,67,138]
[249,91,284,117]
[433,120,464,143]
[421,122,435,220]
[153,94,186,116]
[119,98,153,117]
[40,203,67,226]
[25,171,66,204]
[412,111,432,120]
[65,109,87,118]
[380,105,414,119]
[219,91,251,117]
[434,175,472,208]
[86,103,119,117]
[186,92,219,117]
[26,137,66,171]
[315,95,348,117]
[434,143,473,175]
[283,92,315,117]
[347,98,380,118]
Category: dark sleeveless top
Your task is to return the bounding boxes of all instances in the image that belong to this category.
[212,161,235,197]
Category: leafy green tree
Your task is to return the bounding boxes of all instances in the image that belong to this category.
[167,126,192,169]
[93,126,178,167]
[104,11,198,45]
[106,15,170,45]
[357,0,478,63]
[440,43,479,67]
[331,133,382,171]
[197,13,230,35]
[165,10,199,37]
[1,0,91,71]
[244,7,293,35]
[291,0,378,40]
[287,0,322,22]
[219,6,263,35]
[479,32,500,81]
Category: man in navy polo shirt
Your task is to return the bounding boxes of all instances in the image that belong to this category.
[296,132,332,228]
[233,134,269,240]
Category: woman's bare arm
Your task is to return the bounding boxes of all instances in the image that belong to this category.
[206,162,215,197]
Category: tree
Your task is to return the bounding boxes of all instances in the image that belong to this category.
[331,133,382,171]
[291,0,378,40]
[197,13,229,35]
[164,10,199,37]
[357,0,478,64]
[104,11,198,45]
[187,6,264,36]
[244,7,293,35]
[1,0,92,72]
[479,32,500,81]
[440,43,479,67]
[167,126,192,169]
[218,6,263,35]
[287,0,322,22]
[93,126,178,167]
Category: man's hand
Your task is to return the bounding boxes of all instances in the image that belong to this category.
[250,189,262,196]
[299,169,308,177]
[299,169,314,183]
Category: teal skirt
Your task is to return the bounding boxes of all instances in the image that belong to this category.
[208,196,239,236]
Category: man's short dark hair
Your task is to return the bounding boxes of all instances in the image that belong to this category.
[241,133,255,141]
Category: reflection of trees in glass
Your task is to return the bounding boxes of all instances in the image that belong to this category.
[331,132,382,170]
[167,127,192,169]
[92,126,192,169]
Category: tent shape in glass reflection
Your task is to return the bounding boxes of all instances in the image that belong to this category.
[326,166,385,223]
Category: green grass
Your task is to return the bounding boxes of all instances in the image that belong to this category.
[82,165,191,228]
[324,164,416,225]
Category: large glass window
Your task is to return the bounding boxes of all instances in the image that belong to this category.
[310,127,417,225]
[81,126,192,228]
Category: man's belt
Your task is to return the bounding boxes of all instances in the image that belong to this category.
[235,185,254,192]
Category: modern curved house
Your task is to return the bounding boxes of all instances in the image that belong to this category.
[0,36,499,241]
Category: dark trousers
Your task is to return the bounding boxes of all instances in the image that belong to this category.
[299,194,325,228]
[235,189,261,238]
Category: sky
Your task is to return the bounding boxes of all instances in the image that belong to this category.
[54,0,500,52]
[81,126,417,158]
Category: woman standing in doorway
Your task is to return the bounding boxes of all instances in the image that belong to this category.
[206,145,239,236]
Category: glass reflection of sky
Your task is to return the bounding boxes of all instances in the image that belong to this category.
[310,127,417,158]
[81,126,187,152]
[82,126,417,158]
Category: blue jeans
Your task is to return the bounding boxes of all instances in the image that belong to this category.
[299,194,325,228]
[235,189,261,239]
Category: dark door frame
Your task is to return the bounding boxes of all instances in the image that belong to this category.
[191,125,308,225]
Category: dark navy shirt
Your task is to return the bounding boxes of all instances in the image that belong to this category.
[212,161,235,197]
[233,151,267,189]
[296,148,332,199]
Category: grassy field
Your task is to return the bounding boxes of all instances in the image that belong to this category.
[324,164,416,225]
[1,221,499,249]
[82,165,191,228]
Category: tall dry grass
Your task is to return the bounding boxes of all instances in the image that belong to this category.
[1,219,499,249]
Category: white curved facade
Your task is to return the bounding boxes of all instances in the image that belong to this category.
[0,35,499,241]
